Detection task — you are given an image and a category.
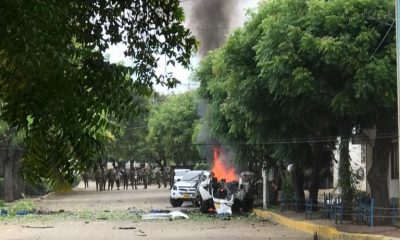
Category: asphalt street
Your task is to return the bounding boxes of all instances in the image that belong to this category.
[0,181,312,240]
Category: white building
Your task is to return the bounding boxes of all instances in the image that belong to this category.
[333,131,399,200]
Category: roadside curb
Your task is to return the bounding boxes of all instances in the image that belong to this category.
[253,209,399,240]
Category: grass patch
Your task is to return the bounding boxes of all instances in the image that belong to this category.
[0,209,140,224]
[8,200,37,216]
[0,208,257,224]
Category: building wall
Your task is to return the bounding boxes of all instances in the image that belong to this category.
[333,141,367,193]
[388,142,399,199]
[335,139,400,199]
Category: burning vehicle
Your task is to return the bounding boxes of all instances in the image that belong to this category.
[195,148,257,215]
[170,170,208,207]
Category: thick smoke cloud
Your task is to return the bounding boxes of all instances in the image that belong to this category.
[188,0,239,56]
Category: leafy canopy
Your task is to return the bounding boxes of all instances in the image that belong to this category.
[0,0,196,188]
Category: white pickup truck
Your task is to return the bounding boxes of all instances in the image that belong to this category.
[170,170,208,207]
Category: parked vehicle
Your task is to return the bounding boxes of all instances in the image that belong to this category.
[173,169,191,183]
[196,171,257,215]
[170,170,208,207]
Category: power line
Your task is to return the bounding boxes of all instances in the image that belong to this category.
[370,18,395,60]
[103,133,398,149]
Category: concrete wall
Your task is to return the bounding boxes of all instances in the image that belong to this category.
[388,142,399,199]
[333,141,367,193]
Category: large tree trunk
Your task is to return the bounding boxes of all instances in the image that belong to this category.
[309,142,323,211]
[292,161,305,211]
[12,149,24,199]
[367,112,393,225]
[4,144,14,202]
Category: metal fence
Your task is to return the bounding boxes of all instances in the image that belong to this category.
[279,194,399,227]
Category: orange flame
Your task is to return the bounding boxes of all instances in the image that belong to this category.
[211,147,238,182]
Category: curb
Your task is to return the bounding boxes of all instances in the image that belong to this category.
[253,209,399,240]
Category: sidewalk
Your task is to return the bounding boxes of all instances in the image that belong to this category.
[253,209,400,240]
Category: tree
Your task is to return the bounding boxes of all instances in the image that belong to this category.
[0,120,24,201]
[194,0,396,218]
[0,1,196,189]
[147,92,201,168]
[102,95,151,165]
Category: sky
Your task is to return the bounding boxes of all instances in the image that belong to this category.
[105,0,260,95]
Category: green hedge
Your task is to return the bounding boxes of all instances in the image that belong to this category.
[24,180,51,197]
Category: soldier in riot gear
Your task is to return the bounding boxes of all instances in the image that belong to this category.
[130,168,137,189]
[163,169,169,188]
[82,171,89,188]
[122,169,129,190]
[95,168,101,191]
[143,168,148,189]
[107,168,115,190]
[155,169,161,188]
[115,168,122,190]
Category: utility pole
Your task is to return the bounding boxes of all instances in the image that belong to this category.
[396,0,400,217]
[262,167,269,209]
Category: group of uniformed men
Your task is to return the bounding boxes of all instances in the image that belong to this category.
[82,166,174,191]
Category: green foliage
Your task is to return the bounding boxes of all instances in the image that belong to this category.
[24,180,51,197]
[8,200,37,216]
[147,92,201,166]
[0,1,196,187]
[282,173,294,200]
[102,94,154,164]
[337,140,357,202]
[193,162,209,170]
[193,0,396,205]
[0,200,5,208]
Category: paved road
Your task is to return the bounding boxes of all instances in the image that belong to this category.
[0,181,312,240]
[37,180,177,211]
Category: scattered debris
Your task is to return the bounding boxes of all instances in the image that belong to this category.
[0,209,8,216]
[84,221,90,224]
[97,217,108,220]
[141,211,189,220]
[16,210,29,216]
[141,213,170,220]
[22,225,54,229]
[149,209,169,213]
[118,226,136,230]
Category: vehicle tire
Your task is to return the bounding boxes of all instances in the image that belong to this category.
[231,198,242,213]
[200,199,213,213]
[192,198,200,207]
[242,197,254,212]
[170,198,183,207]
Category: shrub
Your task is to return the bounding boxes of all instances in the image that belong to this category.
[9,200,37,216]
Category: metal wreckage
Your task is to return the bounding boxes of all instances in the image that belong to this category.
[195,171,258,215]
[193,148,259,215]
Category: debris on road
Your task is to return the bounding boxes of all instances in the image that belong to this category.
[141,211,189,220]
[0,208,8,216]
[22,225,54,229]
[118,226,136,230]
[15,210,30,216]
[149,209,170,213]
